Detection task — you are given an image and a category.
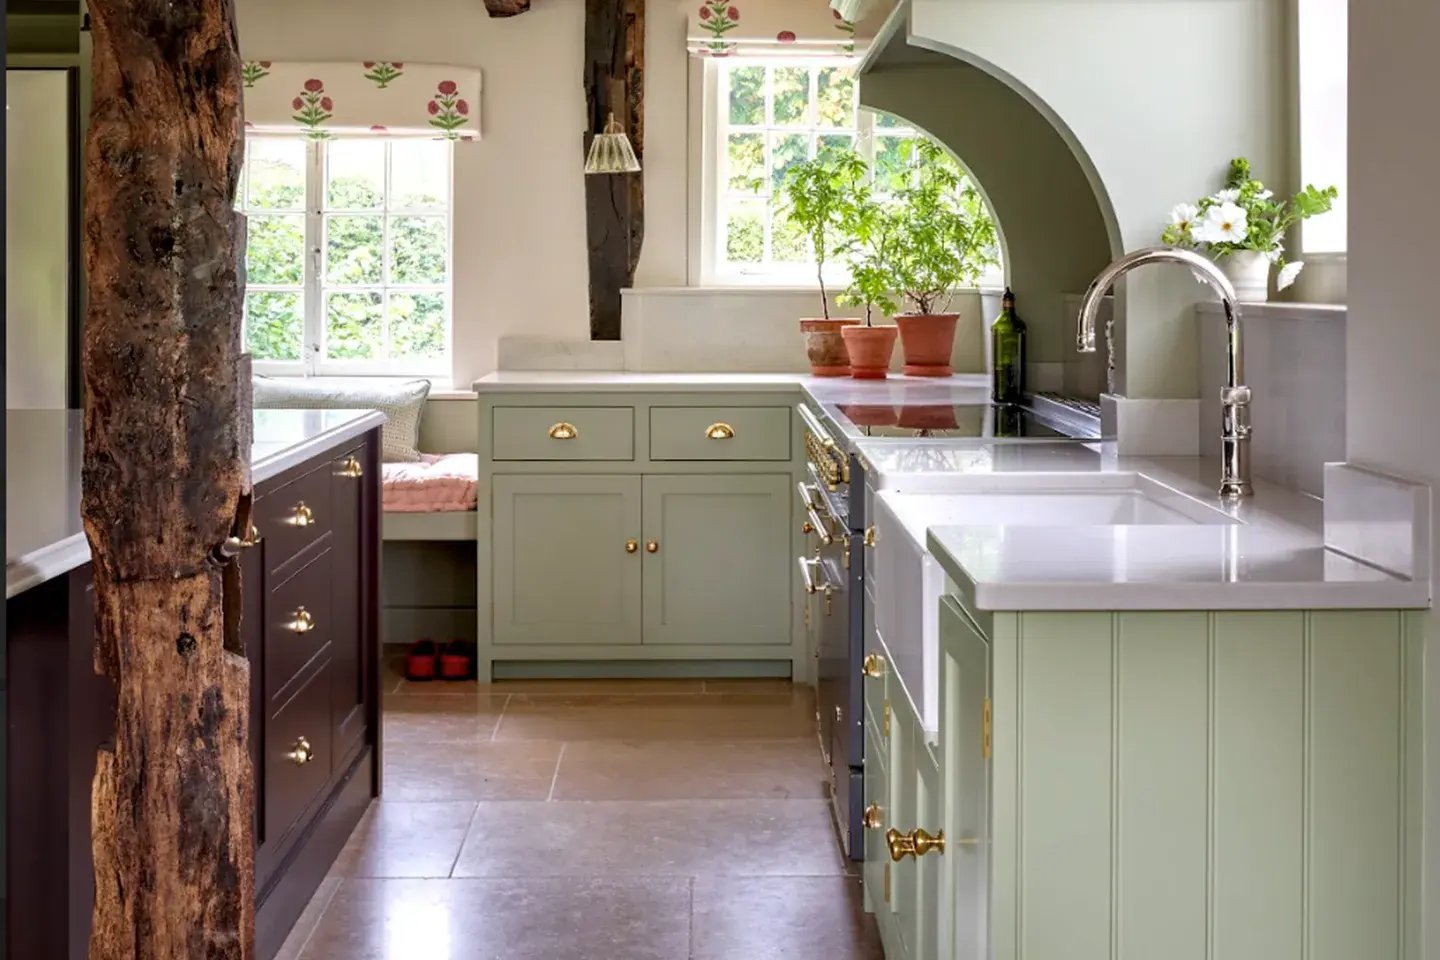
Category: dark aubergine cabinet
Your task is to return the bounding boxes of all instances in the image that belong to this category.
[6,427,383,960]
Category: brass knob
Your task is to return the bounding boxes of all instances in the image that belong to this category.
[286,737,314,766]
[288,502,315,527]
[864,526,878,547]
[337,455,363,478]
[886,827,946,861]
[645,540,659,554]
[239,524,262,548]
[862,804,884,830]
[834,705,843,724]
[548,421,578,440]
[862,652,886,678]
[625,539,639,554]
[802,521,814,534]
[289,607,315,634]
[705,422,735,440]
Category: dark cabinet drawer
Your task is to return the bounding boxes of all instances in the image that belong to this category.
[264,658,334,854]
[329,444,367,766]
[255,461,333,576]
[266,548,333,709]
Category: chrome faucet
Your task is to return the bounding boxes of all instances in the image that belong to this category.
[1076,246,1252,499]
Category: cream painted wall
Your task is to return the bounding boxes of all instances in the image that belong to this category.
[236,0,695,387]
[1348,1,1439,953]
[909,0,1289,401]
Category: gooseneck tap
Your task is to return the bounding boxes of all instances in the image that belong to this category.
[1076,246,1252,499]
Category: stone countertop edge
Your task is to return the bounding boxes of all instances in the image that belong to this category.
[6,409,386,600]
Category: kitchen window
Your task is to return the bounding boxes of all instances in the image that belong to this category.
[237,136,453,376]
[1297,0,1346,253]
[700,58,999,286]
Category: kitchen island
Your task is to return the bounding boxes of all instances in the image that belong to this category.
[5,407,386,960]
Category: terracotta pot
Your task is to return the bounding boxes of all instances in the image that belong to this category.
[840,403,899,427]
[896,404,959,430]
[840,324,899,380]
[799,318,853,377]
[895,313,959,377]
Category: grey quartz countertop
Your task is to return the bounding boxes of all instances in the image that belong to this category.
[6,408,385,599]
[471,370,994,403]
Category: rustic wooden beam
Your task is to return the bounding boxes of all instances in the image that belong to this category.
[484,0,531,16]
[83,0,254,957]
[584,0,644,341]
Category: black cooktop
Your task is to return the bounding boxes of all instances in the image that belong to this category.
[837,403,1091,440]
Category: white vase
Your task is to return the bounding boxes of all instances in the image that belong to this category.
[1217,250,1271,302]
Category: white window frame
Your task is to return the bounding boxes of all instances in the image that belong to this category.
[238,136,454,378]
[697,57,1004,289]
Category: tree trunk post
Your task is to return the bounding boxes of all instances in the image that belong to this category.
[82,0,254,957]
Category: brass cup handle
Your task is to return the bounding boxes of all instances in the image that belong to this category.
[548,421,578,440]
[338,455,363,478]
[645,540,659,554]
[886,827,946,861]
[286,737,314,767]
[862,804,884,830]
[625,539,639,554]
[705,422,735,440]
[862,652,886,678]
[288,502,316,527]
[289,607,315,634]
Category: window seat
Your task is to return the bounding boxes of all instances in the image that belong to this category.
[381,452,478,542]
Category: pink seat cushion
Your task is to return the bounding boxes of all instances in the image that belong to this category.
[381,453,478,512]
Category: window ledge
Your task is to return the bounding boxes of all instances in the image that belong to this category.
[626,284,1001,298]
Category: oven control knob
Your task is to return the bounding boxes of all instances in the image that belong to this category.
[862,652,886,678]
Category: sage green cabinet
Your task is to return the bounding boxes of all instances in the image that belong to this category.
[492,475,642,646]
[640,474,791,647]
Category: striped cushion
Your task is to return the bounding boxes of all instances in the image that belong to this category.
[252,376,431,462]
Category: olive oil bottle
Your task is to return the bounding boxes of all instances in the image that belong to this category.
[990,288,1027,404]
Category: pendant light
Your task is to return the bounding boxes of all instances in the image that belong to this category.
[584,112,641,175]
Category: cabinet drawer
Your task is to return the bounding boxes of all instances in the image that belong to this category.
[255,461,333,575]
[492,406,634,461]
[264,657,334,852]
[649,406,791,461]
[266,548,333,708]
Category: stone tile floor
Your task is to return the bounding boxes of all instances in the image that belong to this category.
[276,661,883,960]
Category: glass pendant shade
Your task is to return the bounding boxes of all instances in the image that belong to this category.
[584,112,641,174]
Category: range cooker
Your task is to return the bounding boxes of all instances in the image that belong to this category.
[797,394,1101,860]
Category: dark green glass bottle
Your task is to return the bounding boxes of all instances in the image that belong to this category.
[990,287,1027,404]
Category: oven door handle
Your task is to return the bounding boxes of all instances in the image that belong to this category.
[796,482,835,545]
[797,555,836,596]
[797,403,836,449]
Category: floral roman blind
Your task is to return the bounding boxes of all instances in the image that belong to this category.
[240,61,482,140]
[686,0,871,58]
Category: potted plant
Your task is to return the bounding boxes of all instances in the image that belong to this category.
[836,185,902,379]
[888,140,1000,376]
[1162,157,1338,301]
[780,147,867,376]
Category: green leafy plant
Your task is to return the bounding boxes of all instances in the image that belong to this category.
[1161,157,1338,290]
[836,184,903,326]
[888,140,999,315]
[779,146,867,319]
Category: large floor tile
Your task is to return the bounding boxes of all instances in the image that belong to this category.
[451,799,847,878]
[701,678,801,695]
[273,876,340,960]
[691,876,883,960]
[491,678,706,695]
[329,802,476,878]
[296,877,691,960]
[494,692,815,742]
[552,739,828,801]
[382,693,508,742]
[382,740,562,802]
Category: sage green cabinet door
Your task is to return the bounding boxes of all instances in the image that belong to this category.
[940,597,990,960]
[640,474,791,647]
[492,475,642,646]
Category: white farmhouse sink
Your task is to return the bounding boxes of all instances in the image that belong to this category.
[868,475,1236,740]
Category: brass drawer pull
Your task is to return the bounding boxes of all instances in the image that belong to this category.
[240,524,262,548]
[288,607,315,634]
[287,502,316,527]
[862,652,886,678]
[862,804,884,830]
[625,539,639,554]
[645,540,659,554]
[286,737,315,767]
[548,421,578,440]
[886,827,945,861]
[705,421,735,440]
[338,456,363,478]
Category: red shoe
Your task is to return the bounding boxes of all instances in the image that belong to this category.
[404,639,439,681]
[439,639,472,681]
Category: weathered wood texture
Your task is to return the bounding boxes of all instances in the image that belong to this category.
[82,0,254,956]
[484,0,532,15]
[584,0,645,341]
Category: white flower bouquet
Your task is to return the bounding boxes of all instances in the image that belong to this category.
[1162,157,1338,292]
